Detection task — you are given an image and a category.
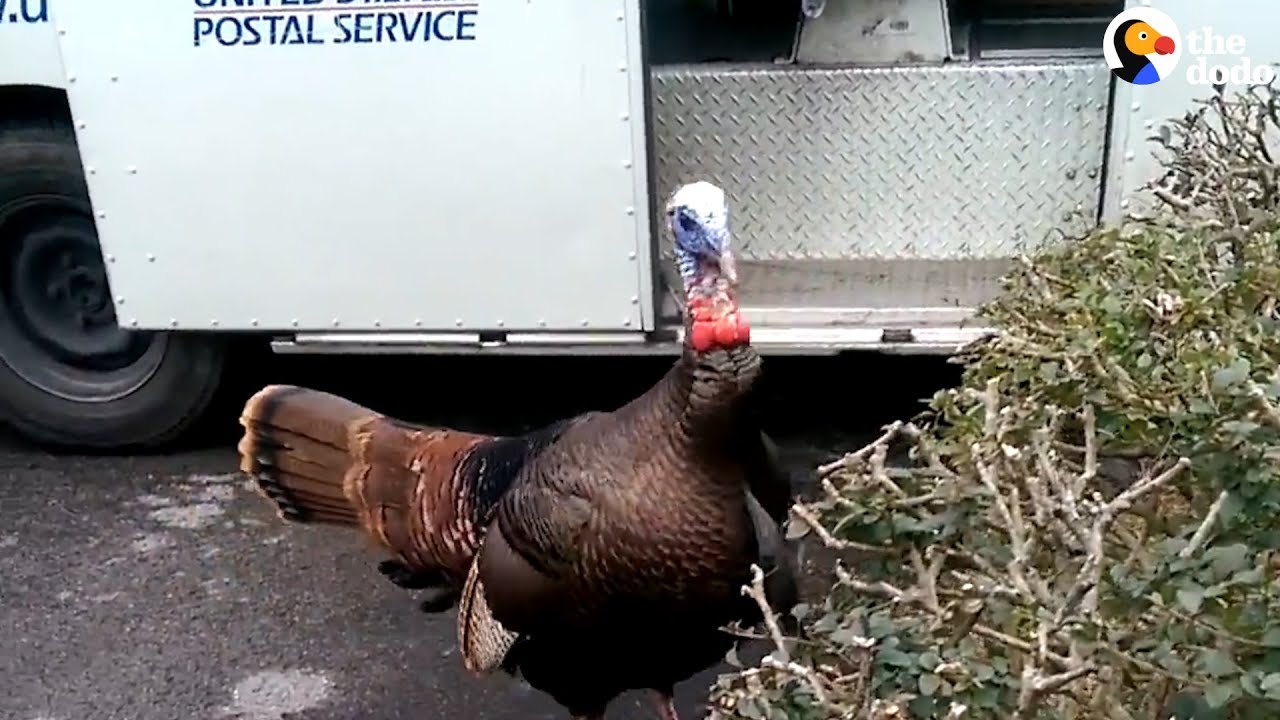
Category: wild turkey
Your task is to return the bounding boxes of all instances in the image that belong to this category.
[237,180,799,719]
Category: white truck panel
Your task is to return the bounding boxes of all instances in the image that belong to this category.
[0,1,64,88]
[49,0,654,333]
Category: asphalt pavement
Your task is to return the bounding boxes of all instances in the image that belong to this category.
[0,353,958,720]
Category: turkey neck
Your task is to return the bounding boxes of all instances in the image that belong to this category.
[660,343,763,449]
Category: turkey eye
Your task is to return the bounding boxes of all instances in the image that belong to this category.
[678,212,700,233]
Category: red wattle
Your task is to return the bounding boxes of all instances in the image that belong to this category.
[690,321,715,352]
[713,314,738,346]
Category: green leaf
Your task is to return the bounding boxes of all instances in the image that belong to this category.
[1205,681,1238,708]
[738,698,764,719]
[1221,420,1261,438]
[919,673,942,697]
[1178,586,1206,614]
[876,648,914,668]
[1232,567,1265,585]
[1190,397,1217,414]
[1206,543,1250,580]
[1201,649,1240,677]
[784,517,810,540]
[1260,627,1280,648]
[1262,673,1280,700]
[1212,359,1252,390]
[918,651,941,671]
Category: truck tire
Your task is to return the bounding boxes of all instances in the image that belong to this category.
[0,124,226,451]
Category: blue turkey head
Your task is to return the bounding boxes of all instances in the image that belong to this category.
[666,181,737,295]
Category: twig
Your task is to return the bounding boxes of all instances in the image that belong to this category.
[833,564,1072,668]
[1178,489,1230,559]
[758,656,830,706]
[1080,457,1193,615]
[817,421,904,478]
[789,504,891,554]
[741,564,790,661]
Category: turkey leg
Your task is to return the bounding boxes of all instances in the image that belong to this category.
[378,560,447,589]
[378,560,461,613]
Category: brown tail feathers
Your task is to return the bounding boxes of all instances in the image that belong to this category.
[238,384,384,527]
[237,384,498,577]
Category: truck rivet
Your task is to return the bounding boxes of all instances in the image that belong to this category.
[619,113,629,121]
[581,319,589,327]
[211,319,219,327]
[1120,199,1130,209]
[1124,151,1135,161]
[129,319,138,327]
[106,255,115,263]
[538,319,547,327]
[67,75,76,83]
[97,212,106,219]
[291,319,299,327]
[624,206,635,215]
[373,319,381,327]
[86,166,96,175]
[146,253,155,262]
[496,319,504,327]
[170,319,178,327]
[618,63,627,72]
[1131,102,1141,112]
[115,296,125,305]
[250,319,259,327]
[455,319,463,327]
[332,318,340,327]
[623,318,632,327]
[627,251,637,260]
[615,11,624,20]
[128,166,138,174]
[110,75,119,82]
[414,319,423,327]
[57,27,65,35]
[622,160,632,169]
[630,296,639,304]
[77,123,86,130]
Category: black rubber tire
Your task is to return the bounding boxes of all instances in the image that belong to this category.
[0,123,227,451]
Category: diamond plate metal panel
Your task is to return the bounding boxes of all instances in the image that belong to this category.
[651,61,1111,264]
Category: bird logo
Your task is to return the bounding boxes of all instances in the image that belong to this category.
[1103,8,1181,85]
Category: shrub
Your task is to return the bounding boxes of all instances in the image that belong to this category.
[711,83,1280,719]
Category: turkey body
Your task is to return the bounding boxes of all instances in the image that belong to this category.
[237,346,797,720]
[465,343,797,718]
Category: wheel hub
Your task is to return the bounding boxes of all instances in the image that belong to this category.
[0,200,165,402]
[13,226,142,367]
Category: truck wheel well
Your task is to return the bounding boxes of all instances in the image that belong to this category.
[0,84,74,136]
